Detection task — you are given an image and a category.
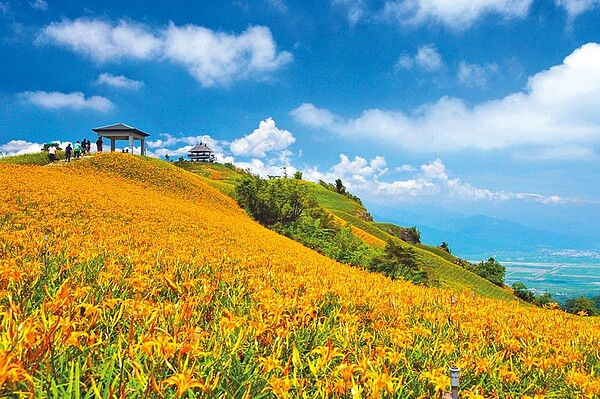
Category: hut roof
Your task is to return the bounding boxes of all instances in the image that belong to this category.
[189,143,213,152]
[92,123,150,137]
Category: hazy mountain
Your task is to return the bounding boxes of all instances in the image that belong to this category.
[373,208,599,258]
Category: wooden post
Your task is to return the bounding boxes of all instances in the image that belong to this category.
[450,366,460,399]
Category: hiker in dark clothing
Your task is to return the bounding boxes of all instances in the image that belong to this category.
[96,137,103,153]
[65,143,72,162]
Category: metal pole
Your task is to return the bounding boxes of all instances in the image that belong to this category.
[449,366,460,399]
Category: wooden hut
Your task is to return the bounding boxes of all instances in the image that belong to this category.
[188,143,215,162]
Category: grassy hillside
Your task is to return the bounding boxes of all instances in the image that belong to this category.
[170,162,513,299]
[2,153,600,398]
[174,161,241,196]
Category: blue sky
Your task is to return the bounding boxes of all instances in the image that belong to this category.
[1,0,599,247]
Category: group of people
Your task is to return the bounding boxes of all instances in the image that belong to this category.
[59,137,104,163]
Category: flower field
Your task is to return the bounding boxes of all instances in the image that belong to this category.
[1,153,600,398]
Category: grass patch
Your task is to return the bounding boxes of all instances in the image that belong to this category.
[0,151,61,165]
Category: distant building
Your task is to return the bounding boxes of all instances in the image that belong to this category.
[188,143,215,162]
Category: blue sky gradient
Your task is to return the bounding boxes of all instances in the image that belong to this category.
[1,0,599,248]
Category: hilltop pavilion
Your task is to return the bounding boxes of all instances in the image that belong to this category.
[92,123,149,155]
[188,143,215,162]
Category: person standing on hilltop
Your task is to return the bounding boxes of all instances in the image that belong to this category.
[85,139,91,155]
[74,141,82,159]
[65,143,72,163]
[47,145,57,163]
[96,137,103,153]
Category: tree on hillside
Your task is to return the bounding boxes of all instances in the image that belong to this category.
[235,175,276,225]
[534,292,553,307]
[512,282,535,302]
[235,174,316,226]
[511,282,554,307]
[370,239,427,283]
[474,257,505,287]
[399,226,421,244]
[439,242,451,253]
[565,296,599,316]
[335,178,346,194]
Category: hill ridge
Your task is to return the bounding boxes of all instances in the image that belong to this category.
[178,160,515,300]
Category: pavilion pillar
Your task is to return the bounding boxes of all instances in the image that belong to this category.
[111,138,116,152]
[129,135,134,154]
[141,138,146,155]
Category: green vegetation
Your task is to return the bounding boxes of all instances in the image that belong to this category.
[174,161,243,196]
[233,173,423,282]
[512,282,553,307]
[564,296,600,316]
[439,241,451,253]
[467,257,506,287]
[318,178,367,208]
[174,162,515,300]
[235,174,315,226]
[0,150,63,165]
[370,239,428,284]
[279,220,376,269]
[376,222,421,244]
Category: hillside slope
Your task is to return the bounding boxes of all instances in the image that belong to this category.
[2,153,599,398]
[178,161,513,300]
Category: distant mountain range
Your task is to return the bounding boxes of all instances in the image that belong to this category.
[373,210,600,257]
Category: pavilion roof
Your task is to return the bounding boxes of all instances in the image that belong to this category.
[92,123,150,137]
[189,143,213,153]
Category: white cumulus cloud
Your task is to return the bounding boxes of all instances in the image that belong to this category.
[383,0,532,29]
[0,140,44,155]
[146,133,231,162]
[304,156,580,204]
[291,42,600,159]
[396,164,416,172]
[37,18,292,87]
[234,158,298,178]
[163,24,292,87]
[396,44,443,71]
[230,118,296,158]
[289,103,338,127]
[96,73,143,89]
[38,18,162,62]
[20,91,114,111]
[332,154,388,181]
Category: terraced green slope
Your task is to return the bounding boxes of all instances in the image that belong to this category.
[310,188,514,300]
